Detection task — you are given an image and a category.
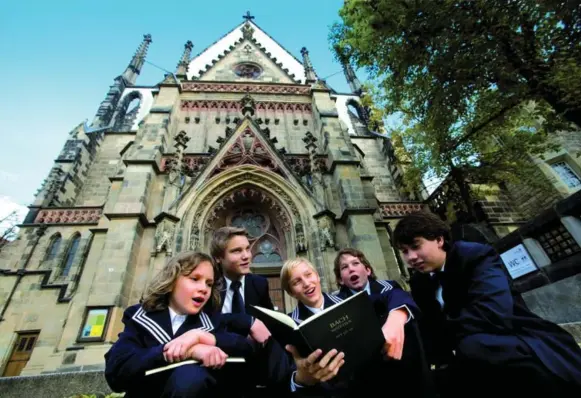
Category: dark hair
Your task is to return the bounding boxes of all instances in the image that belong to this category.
[393,211,451,250]
[333,248,377,288]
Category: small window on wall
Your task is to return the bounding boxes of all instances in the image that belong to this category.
[45,234,62,261]
[61,234,81,277]
[551,161,581,189]
[77,307,111,343]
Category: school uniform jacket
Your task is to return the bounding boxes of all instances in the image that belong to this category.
[219,273,274,311]
[336,278,420,322]
[104,303,256,397]
[287,293,414,397]
[410,240,581,385]
[289,292,344,324]
[218,273,275,336]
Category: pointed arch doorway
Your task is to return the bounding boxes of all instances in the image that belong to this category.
[204,186,290,311]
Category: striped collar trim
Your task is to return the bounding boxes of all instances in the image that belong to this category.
[132,307,172,345]
[132,307,214,344]
[377,280,394,293]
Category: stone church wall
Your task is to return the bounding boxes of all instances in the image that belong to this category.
[351,137,405,202]
[177,92,314,155]
[76,134,135,206]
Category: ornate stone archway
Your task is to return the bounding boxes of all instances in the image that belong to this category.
[177,165,318,259]
[176,166,319,311]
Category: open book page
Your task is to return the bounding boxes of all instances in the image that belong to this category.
[252,306,298,329]
[299,290,366,327]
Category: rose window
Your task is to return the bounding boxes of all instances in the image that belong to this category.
[234,63,262,79]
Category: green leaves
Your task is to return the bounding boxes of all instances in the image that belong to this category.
[331,0,579,205]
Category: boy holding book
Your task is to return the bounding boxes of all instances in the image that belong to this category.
[104,251,267,397]
[281,257,436,397]
[394,211,581,396]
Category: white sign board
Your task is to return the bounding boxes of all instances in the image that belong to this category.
[500,244,538,279]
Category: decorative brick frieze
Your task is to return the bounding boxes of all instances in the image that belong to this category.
[181,100,312,113]
[160,155,211,173]
[182,82,310,95]
[285,155,328,175]
[379,203,424,218]
[34,208,102,224]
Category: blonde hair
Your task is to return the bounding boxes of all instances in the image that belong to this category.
[280,257,318,294]
[210,226,249,261]
[141,251,222,312]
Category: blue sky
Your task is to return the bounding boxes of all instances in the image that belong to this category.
[0,0,359,219]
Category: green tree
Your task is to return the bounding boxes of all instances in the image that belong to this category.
[331,0,577,219]
[331,0,581,132]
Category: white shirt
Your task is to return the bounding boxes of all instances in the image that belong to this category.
[431,263,446,308]
[221,275,246,314]
[304,302,325,314]
[349,281,372,296]
[168,307,187,335]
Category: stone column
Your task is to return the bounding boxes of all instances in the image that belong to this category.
[311,87,388,274]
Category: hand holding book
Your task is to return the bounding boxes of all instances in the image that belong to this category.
[286,345,345,385]
[248,291,385,380]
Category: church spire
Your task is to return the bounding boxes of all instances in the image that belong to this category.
[91,34,152,129]
[122,34,152,84]
[175,40,194,78]
[336,47,362,95]
[300,47,317,84]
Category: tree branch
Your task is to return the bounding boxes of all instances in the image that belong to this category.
[445,96,523,151]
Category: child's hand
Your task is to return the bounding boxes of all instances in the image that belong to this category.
[249,319,271,344]
[286,345,345,385]
[381,308,407,360]
[163,330,215,363]
[189,344,228,368]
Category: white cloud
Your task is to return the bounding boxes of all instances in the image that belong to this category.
[0,196,28,240]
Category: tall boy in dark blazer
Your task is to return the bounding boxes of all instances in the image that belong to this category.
[394,211,581,396]
[210,226,288,393]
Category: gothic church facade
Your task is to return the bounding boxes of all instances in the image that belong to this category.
[0,17,422,376]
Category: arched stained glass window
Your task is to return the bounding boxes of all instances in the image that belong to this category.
[62,234,80,277]
[253,236,283,263]
[45,234,61,261]
[231,209,267,238]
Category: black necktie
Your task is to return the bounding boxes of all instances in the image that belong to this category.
[230,280,245,314]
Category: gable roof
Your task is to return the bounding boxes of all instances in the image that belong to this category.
[187,21,306,83]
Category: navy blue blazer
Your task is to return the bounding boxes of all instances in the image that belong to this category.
[337,278,419,321]
[219,273,275,311]
[288,292,344,324]
[410,240,581,385]
[104,304,256,396]
[217,273,275,336]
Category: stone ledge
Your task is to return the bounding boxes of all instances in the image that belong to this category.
[0,369,273,398]
[0,369,112,398]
